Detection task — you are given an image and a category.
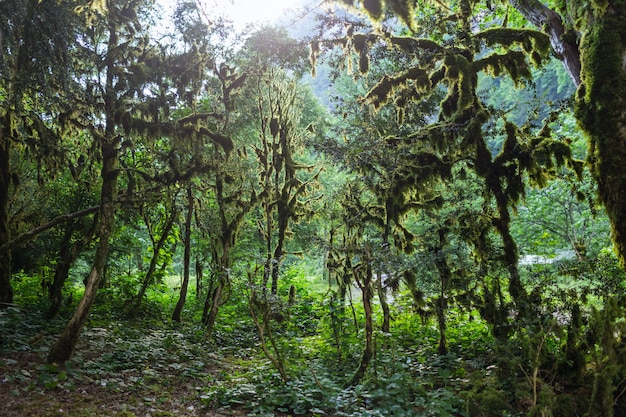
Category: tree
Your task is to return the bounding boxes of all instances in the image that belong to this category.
[199,63,255,339]
[130,197,179,314]
[509,0,626,269]
[314,0,583,320]
[48,0,228,362]
[252,69,321,295]
[330,0,626,269]
[172,183,194,322]
[0,0,80,306]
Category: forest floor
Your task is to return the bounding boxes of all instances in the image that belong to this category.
[0,305,252,417]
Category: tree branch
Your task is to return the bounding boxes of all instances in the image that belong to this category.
[509,0,581,86]
[0,206,100,254]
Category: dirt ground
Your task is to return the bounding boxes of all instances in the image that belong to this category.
[0,318,248,417]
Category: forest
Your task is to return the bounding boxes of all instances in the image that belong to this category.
[1,0,626,416]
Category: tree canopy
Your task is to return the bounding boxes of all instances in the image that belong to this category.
[1,0,625,416]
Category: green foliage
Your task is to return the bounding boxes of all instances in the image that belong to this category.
[3,0,626,416]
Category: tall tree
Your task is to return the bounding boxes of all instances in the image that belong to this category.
[0,0,79,306]
[509,0,626,268]
[48,0,227,362]
[330,0,626,269]
[172,183,194,322]
[314,0,582,317]
[47,0,144,362]
[253,69,321,295]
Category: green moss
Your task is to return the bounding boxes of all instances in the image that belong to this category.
[575,1,626,266]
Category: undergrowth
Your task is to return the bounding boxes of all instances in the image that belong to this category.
[3,260,626,417]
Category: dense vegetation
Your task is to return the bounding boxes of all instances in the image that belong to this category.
[1,0,625,416]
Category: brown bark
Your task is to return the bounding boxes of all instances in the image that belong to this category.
[172,185,193,322]
[509,0,581,86]
[0,127,13,306]
[195,257,203,297]
[131,207,177,313]
[434,244,450,356]
[46,216,95,319]
[377,273,391,334]
[346,256,374,387]
[46,224,76,319]
[202,278,224,340]
[575,2,626,270]
[47,138,119,363]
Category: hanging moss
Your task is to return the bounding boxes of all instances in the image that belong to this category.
[363,0,383,21]
[476,27,550,55]
[309,40,320,77]
[365,66,430,110]
[387,0,415,32]
[574,1,626,266]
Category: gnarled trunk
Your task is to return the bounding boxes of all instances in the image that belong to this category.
[509,0,581,85]
[47,138,119,363]
[575,3,626,269]
[0,128,12,307]
[131,208,177,314]
[346,253,374,387]
[512,0,626,268]
[172,185,193,322]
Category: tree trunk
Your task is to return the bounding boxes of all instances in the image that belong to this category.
[270,240,283,295]
[509,0,581,85]
[202,234,233,339]
[47,138,119,363]
[434,258,450,355]
[46,217,94,319]
[131,208,177,313]
[0,127,12,307]
[377,273,390,334]
[575,3,626,269]
[172,185,193,322]
[202,278,224,340]
[46,226,75,319]
[195,257,203,297]
[346,259,374,387]
[513,1,626,268]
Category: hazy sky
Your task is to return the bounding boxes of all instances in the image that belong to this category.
[172,0,301,28]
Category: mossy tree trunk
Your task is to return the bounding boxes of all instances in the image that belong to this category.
[433,229,451,356]
[46,206,96,319]
[200,162,251,340]
[346,249,374,387]
[0,128,12,306]
[377,273,391,334]
[513,0,626,268]
[202,236,232,340]
[575,3,626,269]
[47,138,119,363]
[47,0,125,361]
[172,184,194,322]
[131,207,177,314]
